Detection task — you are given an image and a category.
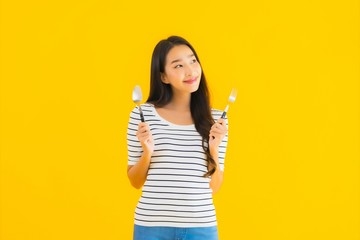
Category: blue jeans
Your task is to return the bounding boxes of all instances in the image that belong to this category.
[133,224,219,240]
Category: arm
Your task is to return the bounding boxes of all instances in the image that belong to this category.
[209,118,228,194]
[127,151,152,189]
[209,149,224,194]
[127,122,154,189]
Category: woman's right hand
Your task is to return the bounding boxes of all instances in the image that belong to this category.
[136,122,154,155]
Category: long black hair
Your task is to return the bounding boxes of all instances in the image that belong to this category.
[147,36,216,177]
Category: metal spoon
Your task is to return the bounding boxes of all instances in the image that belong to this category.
[132,85,145,122]
[221,88,237,118]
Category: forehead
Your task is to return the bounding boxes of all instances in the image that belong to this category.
[166,45,194,63]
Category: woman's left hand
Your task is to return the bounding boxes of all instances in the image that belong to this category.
[209,118,228,152]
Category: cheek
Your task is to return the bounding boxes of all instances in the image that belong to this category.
[165,68,180,79]
[196,64,202,75]
[168,70,183,79]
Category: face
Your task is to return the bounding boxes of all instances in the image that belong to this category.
[161,45,202,95]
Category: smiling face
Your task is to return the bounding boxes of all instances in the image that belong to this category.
[161,44,202,96]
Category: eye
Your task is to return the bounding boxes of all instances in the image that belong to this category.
[191,59,197,64]
[174,64,183,69]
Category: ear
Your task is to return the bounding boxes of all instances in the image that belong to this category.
[161,72,169,84]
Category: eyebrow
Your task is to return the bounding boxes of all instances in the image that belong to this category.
[170,54,195,64]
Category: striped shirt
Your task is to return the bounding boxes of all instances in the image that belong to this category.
[127,103,228,227]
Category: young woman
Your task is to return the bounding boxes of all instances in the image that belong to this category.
[127,36,228,240]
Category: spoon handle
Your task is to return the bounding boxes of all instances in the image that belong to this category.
[138,106,145,122]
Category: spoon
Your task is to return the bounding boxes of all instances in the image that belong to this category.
[132,85,145,122]
[221,88,237,118]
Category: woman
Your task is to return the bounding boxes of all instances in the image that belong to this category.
[127,36,228,240]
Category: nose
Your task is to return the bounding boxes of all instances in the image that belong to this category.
[185,65,195,77]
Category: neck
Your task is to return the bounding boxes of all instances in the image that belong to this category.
[166,92,191,112]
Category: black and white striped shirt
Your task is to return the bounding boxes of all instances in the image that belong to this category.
[127,103,228,227]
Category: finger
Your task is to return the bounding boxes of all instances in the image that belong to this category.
[138,122,150,130]
[138,131,152,139]
[217,118,225,125]
[210,128,224,135]
[212,123,226,130]
[213,123,227,132]
[137,134,147,140]
[211,123,221,130]
[137,129,146,136]
[139,125,150,134]
[210,129,221,136]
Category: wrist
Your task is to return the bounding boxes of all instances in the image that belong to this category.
[209,147,219,156]
[142,150,152,160]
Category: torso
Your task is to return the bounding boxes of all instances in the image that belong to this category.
[155,107,193,125]
[127,103,227,228]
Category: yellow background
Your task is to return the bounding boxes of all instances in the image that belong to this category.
[1,0,359,239]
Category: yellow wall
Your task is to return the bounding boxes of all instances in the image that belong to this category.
[1,0,359,239]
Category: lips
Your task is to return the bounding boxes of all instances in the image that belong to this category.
[184,76,198,84]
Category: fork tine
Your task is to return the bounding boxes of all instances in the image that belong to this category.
[229,88,237,103]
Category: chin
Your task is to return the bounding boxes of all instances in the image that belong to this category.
[190,85,200,93]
